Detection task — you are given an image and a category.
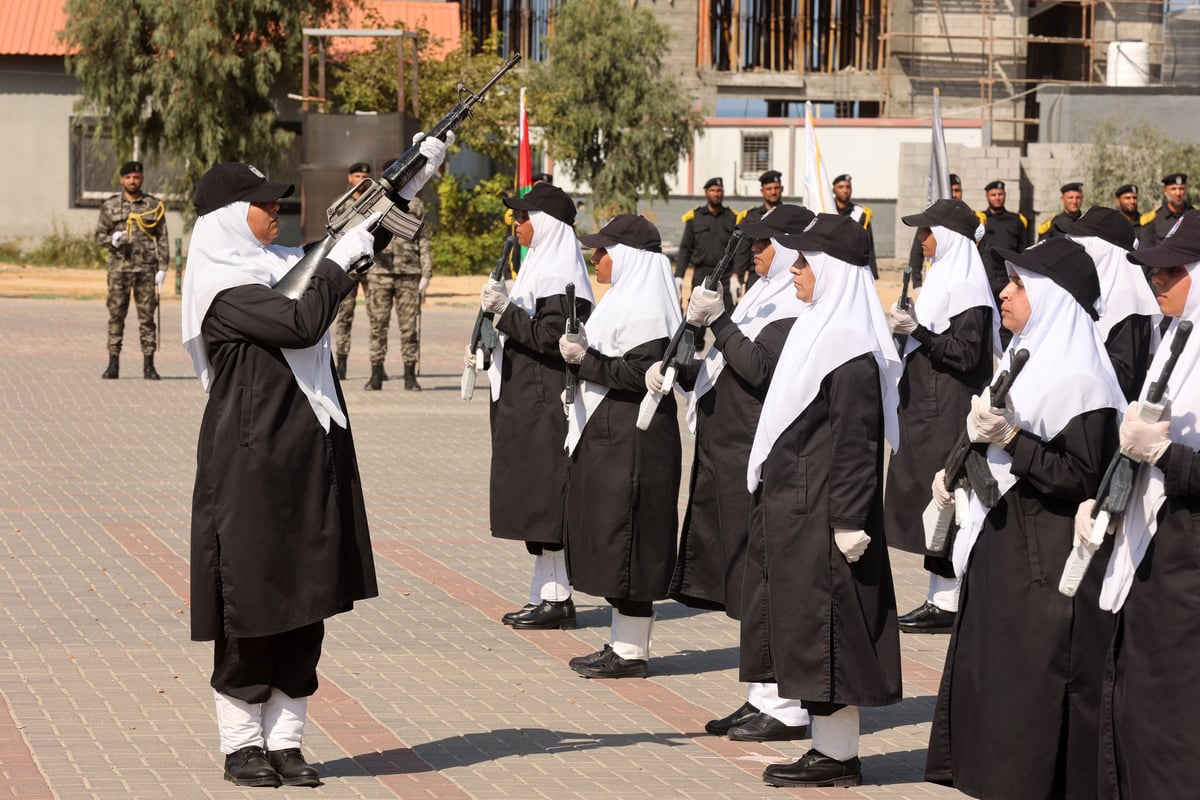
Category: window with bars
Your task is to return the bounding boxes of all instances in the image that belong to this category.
[459,0,560,62]
[706,0,884,74]
[741,133,771,175]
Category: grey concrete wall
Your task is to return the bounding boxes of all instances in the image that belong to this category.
[1037,86,1200,144]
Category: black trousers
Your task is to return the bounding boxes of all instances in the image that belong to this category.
[211,621,324,704]
[607,597,653,617]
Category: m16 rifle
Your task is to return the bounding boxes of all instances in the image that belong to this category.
[893,265,912,354]
[461,235,517,401]
[564,282,579,411]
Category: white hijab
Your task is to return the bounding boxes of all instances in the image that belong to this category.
[1067,234,1162,342]
[908,225,1002,358]
[686,240,809,433]
[488,210,593,401]
[1101,260,1200,611]
[746,251,902,492]
[181,201,347,432]
[952,263,1126,576]
[565,244,682,455]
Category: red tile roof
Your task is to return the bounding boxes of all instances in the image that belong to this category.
[329,2,461,58]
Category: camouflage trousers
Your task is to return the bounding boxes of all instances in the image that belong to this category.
[107,270,158,355]
[366,274,421,366]
[334,277,367,357]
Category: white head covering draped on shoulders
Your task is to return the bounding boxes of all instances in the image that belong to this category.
[909,224,1002,358]
[1067,234,1162,342]
[181,201,347,432]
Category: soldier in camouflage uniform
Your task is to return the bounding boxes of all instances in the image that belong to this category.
[95,161,169,380]
[334,161,373,380]
[364,195,433,391]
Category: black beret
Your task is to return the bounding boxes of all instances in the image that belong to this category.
[194,163,295,217]
[759,170,783,185]
[985,180,1005,191]
[348,162,371,175]
[776,213,871,267]
[120,161,143,176]
[577,214,662,253]
[1114,184,1138,197]
[989,238,1101,320]
[1163,173,1188,186]
[502,182,576,225]
[1055,206,1135,251]
[949,174,962,186]
[738,204,816,240]
[1128,210,1200,268]
[703,177,724,190]
[1060,182,1083,194]
[901,199,980,241]
[531,172,553,184]
[832,174,852,185]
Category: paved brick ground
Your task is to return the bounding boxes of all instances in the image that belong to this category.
[0,296,962,799]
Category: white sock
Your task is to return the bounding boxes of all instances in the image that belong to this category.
[539,550,571,602]
[262,688,307,751]
[610,609,654,660]
[527,555,543,605]
[812,706,859,761]
[747,682,810,727]
[213,690,264,755]
[927,572,960,613]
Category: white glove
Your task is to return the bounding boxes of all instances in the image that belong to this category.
[728,273,742,302]
[111,230,126,247]
[645,361,666,394]
[889,302,918,335]
[154,270,166,289]
[398,130,454,200]
[674,277,684,295]
[418,275,430,300]
[328,212,384,271]
[559,326,589,364]
[686,285,724,326]
[931,469,954,510]
[833,528,871,563]
[560,388,570,416]
[966,387,1019,445]
[464,343,475,369]
[1120,402,1171,464]
[480,279,508,313]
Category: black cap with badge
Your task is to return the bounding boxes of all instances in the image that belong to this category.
[949,174,962,186]
[120,161,143,176]
[502,182,576,225]
[901,199,979,241]
[776,213,870,267]
[1115,183,1138,198]
[985,180,1005,192]
[738,204,815,240]
[1163,173,1188,186]
[1060,182,1083,194]
[193,163,295,217]
[578,214,662,253]
[347,161,371,175]
[703,177,724,190]
[990,237,1102,320]
[1128,210,1200,268]
[759,170,783,186]
[1054,206,1135,250]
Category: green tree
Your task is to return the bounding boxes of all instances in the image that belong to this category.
[528,0,703,221]
[62,0,352,196]
[1086,121,1200,215]
[431,172,512,275]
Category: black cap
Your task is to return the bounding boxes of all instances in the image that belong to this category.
[502,182,576,225]
[348,161,371,175]
[776,213,871,267]
[759,169,782,185]
[577,214,662,253]
[120,161,143,176]
[985,180,1005,191]
[901,199,980,241]
[990,238,1101,320]
[1060,182,1083,194]
[1163,173,1188,186]
[703,177,724,190]
[1128,210,1200,268]
[1055,206,1135,250]
[738,204,816,240]
[1115,183,1138,197]
[949,173,962,186]
[832,174,852,185]
[531,172,553,184]
[194,163,295,217]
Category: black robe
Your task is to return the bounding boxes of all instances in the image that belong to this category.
[565,339,681,601]
[885,307,994,556]
[1101,442,1200,799]
[740,354,902,706]
[489,293,592,545]
[926,408,1119,800]
[190,260,377,642]
[670,314,794,617]
[1103,315,1154,403]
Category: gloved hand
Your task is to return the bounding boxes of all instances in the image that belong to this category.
[674,277,684,296]
[418,275,430,301]
[931,469,954,510]
[559,325,589,364]
[728,273,742,302]
[111,230,126,247]
[686,285,724,326]
[966,387,1020,445]
[889,302,918,335]
[833,528,871,563]
[560,388,571,417]
[644,361,666,394]
[1120,401,1172,464]
[463,343,475,369]
[154,270,166,289]
[398,130,454,200]
[327,212,384,272]
[480,279,508,314]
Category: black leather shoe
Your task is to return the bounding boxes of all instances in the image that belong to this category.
[511,598,576,630]
[568,644,613,670]
[223,745,281,787]
[762,749,861,788]
[267,748,321,787]
[727,712,810,742]
[571,646,648,679]
[704,701,761,735]
[897,601,955,633]
[501,604,536,625]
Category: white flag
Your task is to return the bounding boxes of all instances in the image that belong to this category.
[927,88,951,205]
[804,102,836,214]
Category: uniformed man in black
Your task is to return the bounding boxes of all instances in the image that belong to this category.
[733,169,785,294]
[1138,173,1193,249]
[908,173,963,289]
[1114,183,1142,247]
[676,177,738,310]
[975,179,1028,298]
[1038,182,1083,241]
[832,173,878,278]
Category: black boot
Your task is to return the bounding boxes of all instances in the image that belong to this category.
[101,354,119,380]
[223,745,281,787]
[143,355,160,380]
[404,362,421,391]
[336,353,348,380]
[267,748,321,787]
[364,363,384,391]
